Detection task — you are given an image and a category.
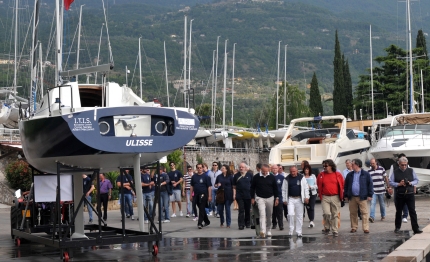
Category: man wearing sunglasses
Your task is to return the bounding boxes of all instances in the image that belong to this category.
[389,157,422,234]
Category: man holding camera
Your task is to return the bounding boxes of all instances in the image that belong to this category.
[389,157,422,234]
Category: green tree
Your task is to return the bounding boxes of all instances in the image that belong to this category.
[309,72,323,117]
[167,149,184,172]
[333,31,346,116]
[195,103,222,127]
[343,58,353,117]
[416,29,428,62]
[259,82,309,129]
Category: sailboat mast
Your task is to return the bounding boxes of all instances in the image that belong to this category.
[55,0,62,86]
[183,16,187,108]
[284,44,287,126]
[31,0,40,113]
[95,23,104,84]
[164,41,170,107]
[231,43,236,126]
[39,41,43,99]
[214,36,220,127]
[139,37,142,99]
[188,19,193,108]
[370,25,374,124]
[14,0,18,94]
[211,50,215,129]
[421,70,424,112]
[276,41,281,129]
[222,39,228,129]
[76,4,84,72]
[407,0,414,113]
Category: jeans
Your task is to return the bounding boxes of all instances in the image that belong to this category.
[206,188,217,214]
[160,191,170,220]
[370,193,386,219]
[85,195,93,221]
[186,190,192,215]
[304,194,317,221]
[143,192,153,221]
[217,200,232,226]
[120,193,134,216]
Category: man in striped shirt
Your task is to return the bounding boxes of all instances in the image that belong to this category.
[182,166,193,218]
[368,158,390,222]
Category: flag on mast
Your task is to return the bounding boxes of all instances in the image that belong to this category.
[64,0,74,10]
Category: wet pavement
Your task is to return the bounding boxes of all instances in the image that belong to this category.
[1,196,429,261]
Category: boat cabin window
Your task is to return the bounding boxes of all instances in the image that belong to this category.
[79,85,103,107]
[381,125,430,138]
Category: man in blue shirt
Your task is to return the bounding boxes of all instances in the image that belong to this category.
[83,174,95,223]
[271,165,284,230]
[140,168,154,223]
[116,169,135,220]
[190,163,212,229]
[344,159,373,234]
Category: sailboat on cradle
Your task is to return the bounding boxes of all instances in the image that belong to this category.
[19,0,199,174]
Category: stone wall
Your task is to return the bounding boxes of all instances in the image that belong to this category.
[183,148,270,171]
[0,181,14,206]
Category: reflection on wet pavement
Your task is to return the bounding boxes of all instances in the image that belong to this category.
[0,232,410,262]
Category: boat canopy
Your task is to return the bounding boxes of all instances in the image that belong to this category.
[396,114,430,125]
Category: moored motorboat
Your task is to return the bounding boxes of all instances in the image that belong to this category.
[269,115,370,172]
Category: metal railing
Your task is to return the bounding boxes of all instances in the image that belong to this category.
[0,128,21,143]
[183,146,264,154]
[377,127,430,147]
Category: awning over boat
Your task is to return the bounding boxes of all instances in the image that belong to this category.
[396,114,430,125]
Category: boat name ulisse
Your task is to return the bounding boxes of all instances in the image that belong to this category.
[126,139,153,147]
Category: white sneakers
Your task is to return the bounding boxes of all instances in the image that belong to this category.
[402,218,408,223]
[131,215,135,220]
[144,220,149,224]
[208,211,213,216]
[180,211,183,217]
[267,231,272,236]
[171,213,177,218]
[193,217,198,221]
[309,221,315,228]
[163,219,170,223]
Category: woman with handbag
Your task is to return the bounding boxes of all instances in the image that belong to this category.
[215,164,234,228]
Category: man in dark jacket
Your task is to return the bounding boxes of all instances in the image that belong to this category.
[344,159,373,234]
[251,164,279,238]
[233,162,253,230]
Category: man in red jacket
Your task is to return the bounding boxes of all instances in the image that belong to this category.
[317,159,344,237]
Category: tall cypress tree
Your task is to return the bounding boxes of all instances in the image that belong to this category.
[416,29,428,61]
[343,57,353,117]
[309,72,323,116]
[333,30,346,116]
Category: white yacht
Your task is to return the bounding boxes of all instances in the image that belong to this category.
[370,113,430,188]
[269,115,370,172]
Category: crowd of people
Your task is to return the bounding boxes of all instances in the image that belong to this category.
[84,154,423,238]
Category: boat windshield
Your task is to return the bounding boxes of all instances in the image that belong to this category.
[381,125,430,138]
[292,128,356,141]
